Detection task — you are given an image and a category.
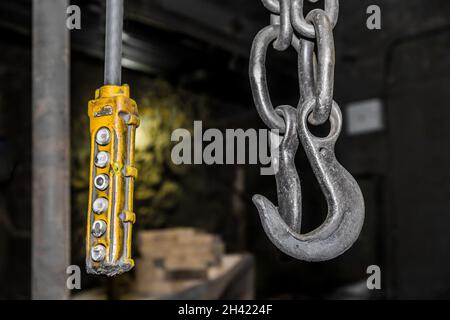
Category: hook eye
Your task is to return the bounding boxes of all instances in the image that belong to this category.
[253,100,364,262]
[301,99,341,143]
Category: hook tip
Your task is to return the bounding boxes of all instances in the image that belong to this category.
[252,194,276,214]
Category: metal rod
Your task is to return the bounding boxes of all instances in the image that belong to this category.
[32,0,70,299]
[104,0,124,85]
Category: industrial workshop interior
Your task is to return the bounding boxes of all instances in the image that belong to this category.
[1,0,450,304]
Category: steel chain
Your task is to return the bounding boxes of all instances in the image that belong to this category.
[249,0,364,262]
[303,9,335,125]
[291,0,339,38]
[251,0,338,130]
[272,0,293,51]
[262,0,339,38]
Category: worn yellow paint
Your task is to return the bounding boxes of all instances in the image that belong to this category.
[86,85,139,276]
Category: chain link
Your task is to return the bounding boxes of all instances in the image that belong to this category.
[261,0,281,13]
[291,0,339,38]
[251,0,338,128]
[262,0,324,15]
[251,0,365,262]
[272,0,294,51]
[302,9,335,125]
[252,94,366,262]
[249,24,291,132]
[262,0,339,39]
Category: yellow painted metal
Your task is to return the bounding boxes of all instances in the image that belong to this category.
[86,85,139,276]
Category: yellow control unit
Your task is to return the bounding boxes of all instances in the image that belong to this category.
[86,85,139,276]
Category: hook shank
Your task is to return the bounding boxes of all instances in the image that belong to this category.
[253,100,364,261]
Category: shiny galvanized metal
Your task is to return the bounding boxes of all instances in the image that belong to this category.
[267,105,302,233]
[291,0,339,38]
[262,0,339,38]
[261,0,282,13]
[272,0,293,51]
[253,100,365,261]
[249,24,289,132]
[250,0,365,261]
[303,9,335,125]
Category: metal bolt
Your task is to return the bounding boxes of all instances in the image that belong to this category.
[95,151,110,168]
[92,220,107,237]
[96,127,111,145]
[91,245,106,262]
[94,174,109,191]
[93,197,108,214]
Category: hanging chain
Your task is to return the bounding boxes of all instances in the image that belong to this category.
[291,0,339,38]
[250,0,338,132]
[301,9,335,125]
[250,1,366,262]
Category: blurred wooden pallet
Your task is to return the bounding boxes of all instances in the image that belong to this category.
[72,254,254,300]
[73,228,254,300]
[138,228,225,281]
[128,253,254,300]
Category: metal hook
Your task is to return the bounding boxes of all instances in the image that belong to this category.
[272,105,303,233]
[252,100,364,262]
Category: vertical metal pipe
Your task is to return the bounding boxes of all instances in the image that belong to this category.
[32,0,70,299]
[104,0,124,85]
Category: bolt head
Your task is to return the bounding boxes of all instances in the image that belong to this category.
[93,198,108,214]
[96,127,111,145]
[94,174,109,191]
[92,220,107,238]
[91,245,106,262]
[95,151,110,168]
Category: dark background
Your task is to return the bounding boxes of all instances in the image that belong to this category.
[1,0,450,299]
